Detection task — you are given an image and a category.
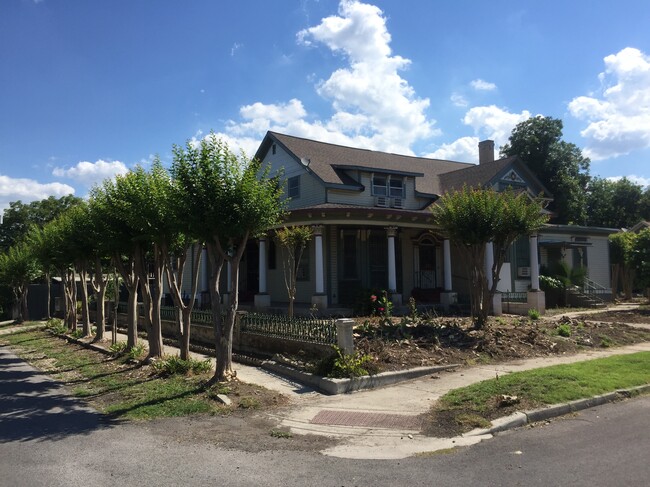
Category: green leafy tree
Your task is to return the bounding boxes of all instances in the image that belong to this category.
[501,116,590,225]
[275,226,313,317]
[432,187,548,328]
[0,242,41,322]
[632,228,650,297]
[639,186,650,222]
[609,232,637,299]
[587,177,643,228]
[90,180,141,350]
[173,136,285,381]
[0,195,81,251]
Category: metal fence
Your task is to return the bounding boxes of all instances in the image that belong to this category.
[240,313,337,345]
[500,292,528,303]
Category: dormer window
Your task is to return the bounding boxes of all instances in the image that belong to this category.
[372,174,404,197]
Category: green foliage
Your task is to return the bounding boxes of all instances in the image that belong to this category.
[555,323,572,337]
[238,397,261,410]
[316,346,379,378]
[539,275,563,290]
[269,429,293,439]
[587,177,644,228]
[275,225,313,317]
[151,355,213,376]
[109,342,128,356]
[46,318,66,334]
[633,228,650,289]
[431,186,547,327]
[127,343,147,361]
[527,308,540,320]
[501,116,591,225]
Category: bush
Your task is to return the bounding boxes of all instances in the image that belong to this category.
[528,308,541,320]
[555,323,572,337]
[108,342,127,356]
[46,318,66,334]
[314,346,379,378]
[151,355,212,376]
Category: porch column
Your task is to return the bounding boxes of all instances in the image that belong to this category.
[440,238,457,310]
[311,225,328,310]
[527,233,545,314]
[386,227,402,305]
[485,241,494,289]
[254,236,271,309]
[529,234,540,291]
[223,260,232,306]
[443,239,452,291]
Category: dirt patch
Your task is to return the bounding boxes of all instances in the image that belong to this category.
[576,308,650,325]
[351,311,650,372]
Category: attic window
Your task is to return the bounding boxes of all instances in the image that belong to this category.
[272,144,276,155]
[372,174,404,197]
[288,175,300,199]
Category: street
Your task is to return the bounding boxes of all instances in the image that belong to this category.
[1,346,649,487]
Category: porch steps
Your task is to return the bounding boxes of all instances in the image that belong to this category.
[566,288,607,309]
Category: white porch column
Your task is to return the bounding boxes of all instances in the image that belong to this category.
[254,236,271,309]
[440,238,457,310]
[311,225,328,310]
[485,241,494,289]
[530,234,540,291]
[386,227,402,305]
[443,239,452,291]
[258,237,267,294]
[314,226,325,294]
[527,233,545,314]
[386,227,397,292]
[222,260,233,306]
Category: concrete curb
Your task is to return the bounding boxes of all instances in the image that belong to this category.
[261,361,460,395]
[465,384,650,437]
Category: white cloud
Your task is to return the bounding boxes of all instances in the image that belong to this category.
[450,92,468,107]
[607,175,650,188]
[426,136,479,162]
[230,43,243,57]
[216,0,437,156]
[463,105,532,146]
[0,175,74,215]
[470,79,497,91]
[53,160,129,188]
[568,47,650,160]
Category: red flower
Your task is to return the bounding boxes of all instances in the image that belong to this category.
[370,295,377,302]
[378,307,384,312]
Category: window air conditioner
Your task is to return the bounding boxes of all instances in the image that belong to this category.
[518,266,531,277]
[392,197,404,209]
[375,196,389,207]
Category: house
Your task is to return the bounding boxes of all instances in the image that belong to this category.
[171,131,616,315]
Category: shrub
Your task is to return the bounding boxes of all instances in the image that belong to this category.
[555,323,572,337]
[370,290,393,318]
[151,355,212,376]
[127,343,147,361]
[46,318,66,334]
[528,308,541,320]
[108,342,127,356]
[314,346,379,378]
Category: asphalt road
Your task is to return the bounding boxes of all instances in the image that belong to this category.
[1,345,649,487]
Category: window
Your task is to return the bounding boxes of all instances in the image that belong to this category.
[389,178,405,198]
[372,174,404,197]
[372,175,387,196]
[288,175,300,199]
[268,239,276,270]
[272,143,276,155]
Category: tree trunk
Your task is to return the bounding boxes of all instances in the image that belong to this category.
[611,264,620,300]
[126,286,138,349]
[21,286,29,322]
[45,271,51,320]
[92,257,109,341]
[135,244,164,359]
[214,236,247,382]
[206,241,225,382]
[78,266,92,337]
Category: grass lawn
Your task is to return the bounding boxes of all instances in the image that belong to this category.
[0,325,285,420]
[426,351,650,437]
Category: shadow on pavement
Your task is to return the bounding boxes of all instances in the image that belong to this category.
[0,347,118,443]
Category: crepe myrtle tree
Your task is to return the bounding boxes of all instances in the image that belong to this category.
[275,226,313,317]
[173,135,285,382]
[0,241,40,323]
[432,186,548,329]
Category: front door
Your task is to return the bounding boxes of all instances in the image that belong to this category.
[418,241,436,289]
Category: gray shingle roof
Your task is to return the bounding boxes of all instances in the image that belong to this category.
[263,132,477,196]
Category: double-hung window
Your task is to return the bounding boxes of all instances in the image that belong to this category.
[288,175,300,199]
[372,173,404,197]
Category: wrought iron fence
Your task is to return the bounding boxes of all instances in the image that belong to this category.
[240,313,337,345]
[500,292,528,303]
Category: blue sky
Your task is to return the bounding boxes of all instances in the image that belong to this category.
[1,0,649,212]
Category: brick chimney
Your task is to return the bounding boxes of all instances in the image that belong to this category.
[478,140,495,164]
